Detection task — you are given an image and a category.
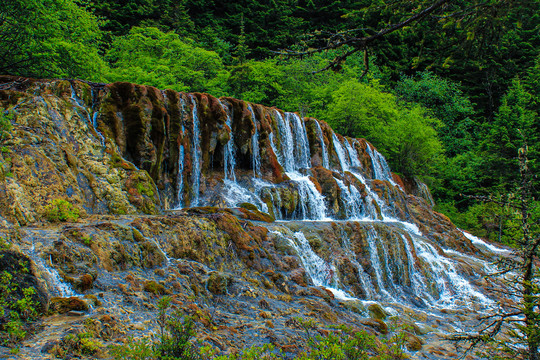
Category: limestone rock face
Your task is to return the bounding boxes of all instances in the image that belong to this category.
[0,77,510,360]
[0,250,49,314]
[0,76,443,231]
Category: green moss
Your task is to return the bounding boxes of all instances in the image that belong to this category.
[79,336,103,355]
[240,202,258,211]
[135,182,154,197]
[109,151,136,170]
[45,199,80,222]
[143,280,165,295]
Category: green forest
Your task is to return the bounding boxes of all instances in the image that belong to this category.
[1,0,538,246]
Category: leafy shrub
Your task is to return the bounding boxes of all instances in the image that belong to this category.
[0,239,40,346]
[0,110,13,141]
[110,296,202,360]
[155,296,202,360]
[109,337,155,360]
[45,199,80,222]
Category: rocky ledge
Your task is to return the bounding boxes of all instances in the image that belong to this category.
[0,77,513,359]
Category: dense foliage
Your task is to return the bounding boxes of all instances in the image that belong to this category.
[1,0,538,244]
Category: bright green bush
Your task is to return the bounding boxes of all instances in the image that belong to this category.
[322,80,443,176]
[0,0,108,80]
[106,26,228,94]
[45,199,80,222]
[0,239,40,347]
[0,110,13,141]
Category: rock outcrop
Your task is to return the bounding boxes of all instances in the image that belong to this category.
[0,77,512,359]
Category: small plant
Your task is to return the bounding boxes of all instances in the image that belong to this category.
[45,199,80,222]
[0,110,13,141]
[109,337,155,360]
[81,234,92,246]
[111,296,203,359]
[155,296,202,360]
[0,240,40,347]
[135,182,155,197]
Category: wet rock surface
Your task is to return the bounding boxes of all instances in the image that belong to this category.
[0,77,514,358]
[0,213,511,359]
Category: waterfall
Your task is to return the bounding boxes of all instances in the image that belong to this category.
[156,94,495,311]
[32,255,77,298]
[335,178,365,219]
[189,95,202,206]
[344,139,362,169]
[288,113,311,170]
[365,144,396,185]
[221,100,237,182]
[247,105,261,178]
[273,110,295,172]
[287,172,328,220]
[222,179,269,213]
[92,112,99,129]
[331,133,385,220]
[272,230,355,300]
[23,230,77,298]
[414,239,492,307]
[461,230,511,254]
[268,111,327,220]
[365,227,396,301]
[176,144,185,208]
[314,121,329,168]
[337,228,375,299]
[175,97,187,209]
[69,84,104,143]
[332,133,350,172]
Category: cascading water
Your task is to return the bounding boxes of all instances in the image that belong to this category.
[247,105,262,178]
[461,230,510,254]
[314,121,329,168]
[364,227,396,301]
[176,97,187,209]
[365,143,396,185]
[288,113,311,170]
[273,110,295,172]
[69,84,104,143]
[268,112,327,220]
[335,178,365,219]
[189,95,202,206]
[221,100,237,182]
[344,139,362,169]
[23,230,77,298]
[287,172,328,220]
[331,133,383,219]
[414,239,492,307]
[176,144,185,208]
[164,95,499,313]
[272,230,354,300]
[332,133,350,172]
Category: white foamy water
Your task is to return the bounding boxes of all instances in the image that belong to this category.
[461,230,511,254]
[414,239,493,308]
[272,230,355,301]
[285,172,329,220]
[189,95,202,206]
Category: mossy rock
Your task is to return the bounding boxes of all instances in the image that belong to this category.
[0,250,49,314]
[367,303,388,320]
[143,280,165,295]
[342,300,367,315]
[240,202,258,211]
[76,274,95,292]
[359,318,388,335]
[405,332,424,351]
[234,207,274,223]
[206,271,232,295]
[49,296,89,314]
